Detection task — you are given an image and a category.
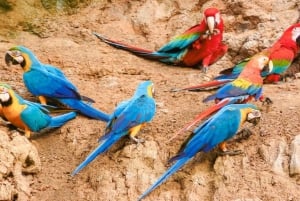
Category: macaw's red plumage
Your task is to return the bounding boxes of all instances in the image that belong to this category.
[169,53,272,141]
[218,23,300,84]
[94,7,227,72]
[173,23,300,91]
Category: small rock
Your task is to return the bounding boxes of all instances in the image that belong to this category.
[258,139,288,175]
[289,135,300,176]
[0,181,14,201]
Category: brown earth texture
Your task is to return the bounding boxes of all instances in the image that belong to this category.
[0,0,300,201]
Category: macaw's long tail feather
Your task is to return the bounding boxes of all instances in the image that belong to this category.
[59,99,110,122]
[49,112,76,128]
[171,79,232,92]
[71,132,126,176]
[138,157,191,201]
[93,32,168,60]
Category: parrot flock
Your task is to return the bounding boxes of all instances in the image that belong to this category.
[0,6,299,201]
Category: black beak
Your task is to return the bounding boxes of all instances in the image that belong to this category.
[296,35,300,47]
[248,117,261,126]
[5,52,19,66]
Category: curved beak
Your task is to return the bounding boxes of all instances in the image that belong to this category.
[206,16,215,34]
[296,35,300,47]
[268,60,273,73]
[262,59,273,74]
[5,51,24,66]
[247,110,261,125]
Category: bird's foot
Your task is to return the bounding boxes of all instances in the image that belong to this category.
[261,97,273,105]
[130,136,145,144]
[219,149,243,156]
[235,128,253,142]
[201,66,208,74]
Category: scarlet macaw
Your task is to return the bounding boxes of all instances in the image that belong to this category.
[94,7,227,72]
[177,23,300,90]
[171,52,272,138]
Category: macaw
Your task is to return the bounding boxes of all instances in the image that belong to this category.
[177,23,300,90]
[138,103,261,200]
[5,45,110,122]
[0,83,76,138]
[71,80,156,176]
[170,53,272,139]
[94,7,228,72]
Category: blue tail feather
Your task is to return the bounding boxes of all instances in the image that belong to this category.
[49,112,76,128]
[138,157,191,201]
[59,99,110,122]
[71,132,126,176]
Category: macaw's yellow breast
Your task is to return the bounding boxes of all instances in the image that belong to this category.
[2,103,28,131]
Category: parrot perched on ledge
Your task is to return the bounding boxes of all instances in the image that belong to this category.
[0,83,76,138]
[176,22,300,90]
[5,45,110,122]
[94,7,228,72]
[138,103,261,200]
[71,80,156,176]
[170,53,272,138]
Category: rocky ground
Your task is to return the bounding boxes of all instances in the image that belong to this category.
[0,0,299,201]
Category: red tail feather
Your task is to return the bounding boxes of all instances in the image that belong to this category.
[168,99,231,142]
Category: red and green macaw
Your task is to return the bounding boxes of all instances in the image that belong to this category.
[71,81,156,176]
[178,22,300,90]
[170,53,272,138]
[94,7,228,72]
[138,103,261,200]
[0,83,76,138]
[5,46,110,122]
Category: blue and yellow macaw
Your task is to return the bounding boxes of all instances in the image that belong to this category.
[71,80,156,176]
[0,83,76,138]
[138,103,261,200]
[5,46,109,122]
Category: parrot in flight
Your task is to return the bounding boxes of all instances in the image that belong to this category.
[176,22,300,91]
[71,80,156,176]
[5,46,110,122]
[169,52,272,139]
[93,7,228,72]
[0,83,76,138]
[138,103,261,200]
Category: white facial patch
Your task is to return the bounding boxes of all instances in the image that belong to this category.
[0,92,10,102]
[292,27,300,41]
[215,12,220,24]
[258,56,269,70]
[247,109,261,121]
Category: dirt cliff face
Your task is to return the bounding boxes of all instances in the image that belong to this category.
[0,1,299,201]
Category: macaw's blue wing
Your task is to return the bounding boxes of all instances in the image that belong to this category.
[157,25,201,52]
[72,94,156,176]
[23,68,81,99]
[20,105,51,132]
[203,79,262,102]
[44,64,67,79]
[215,58,249,80]
[21,105,76,132]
